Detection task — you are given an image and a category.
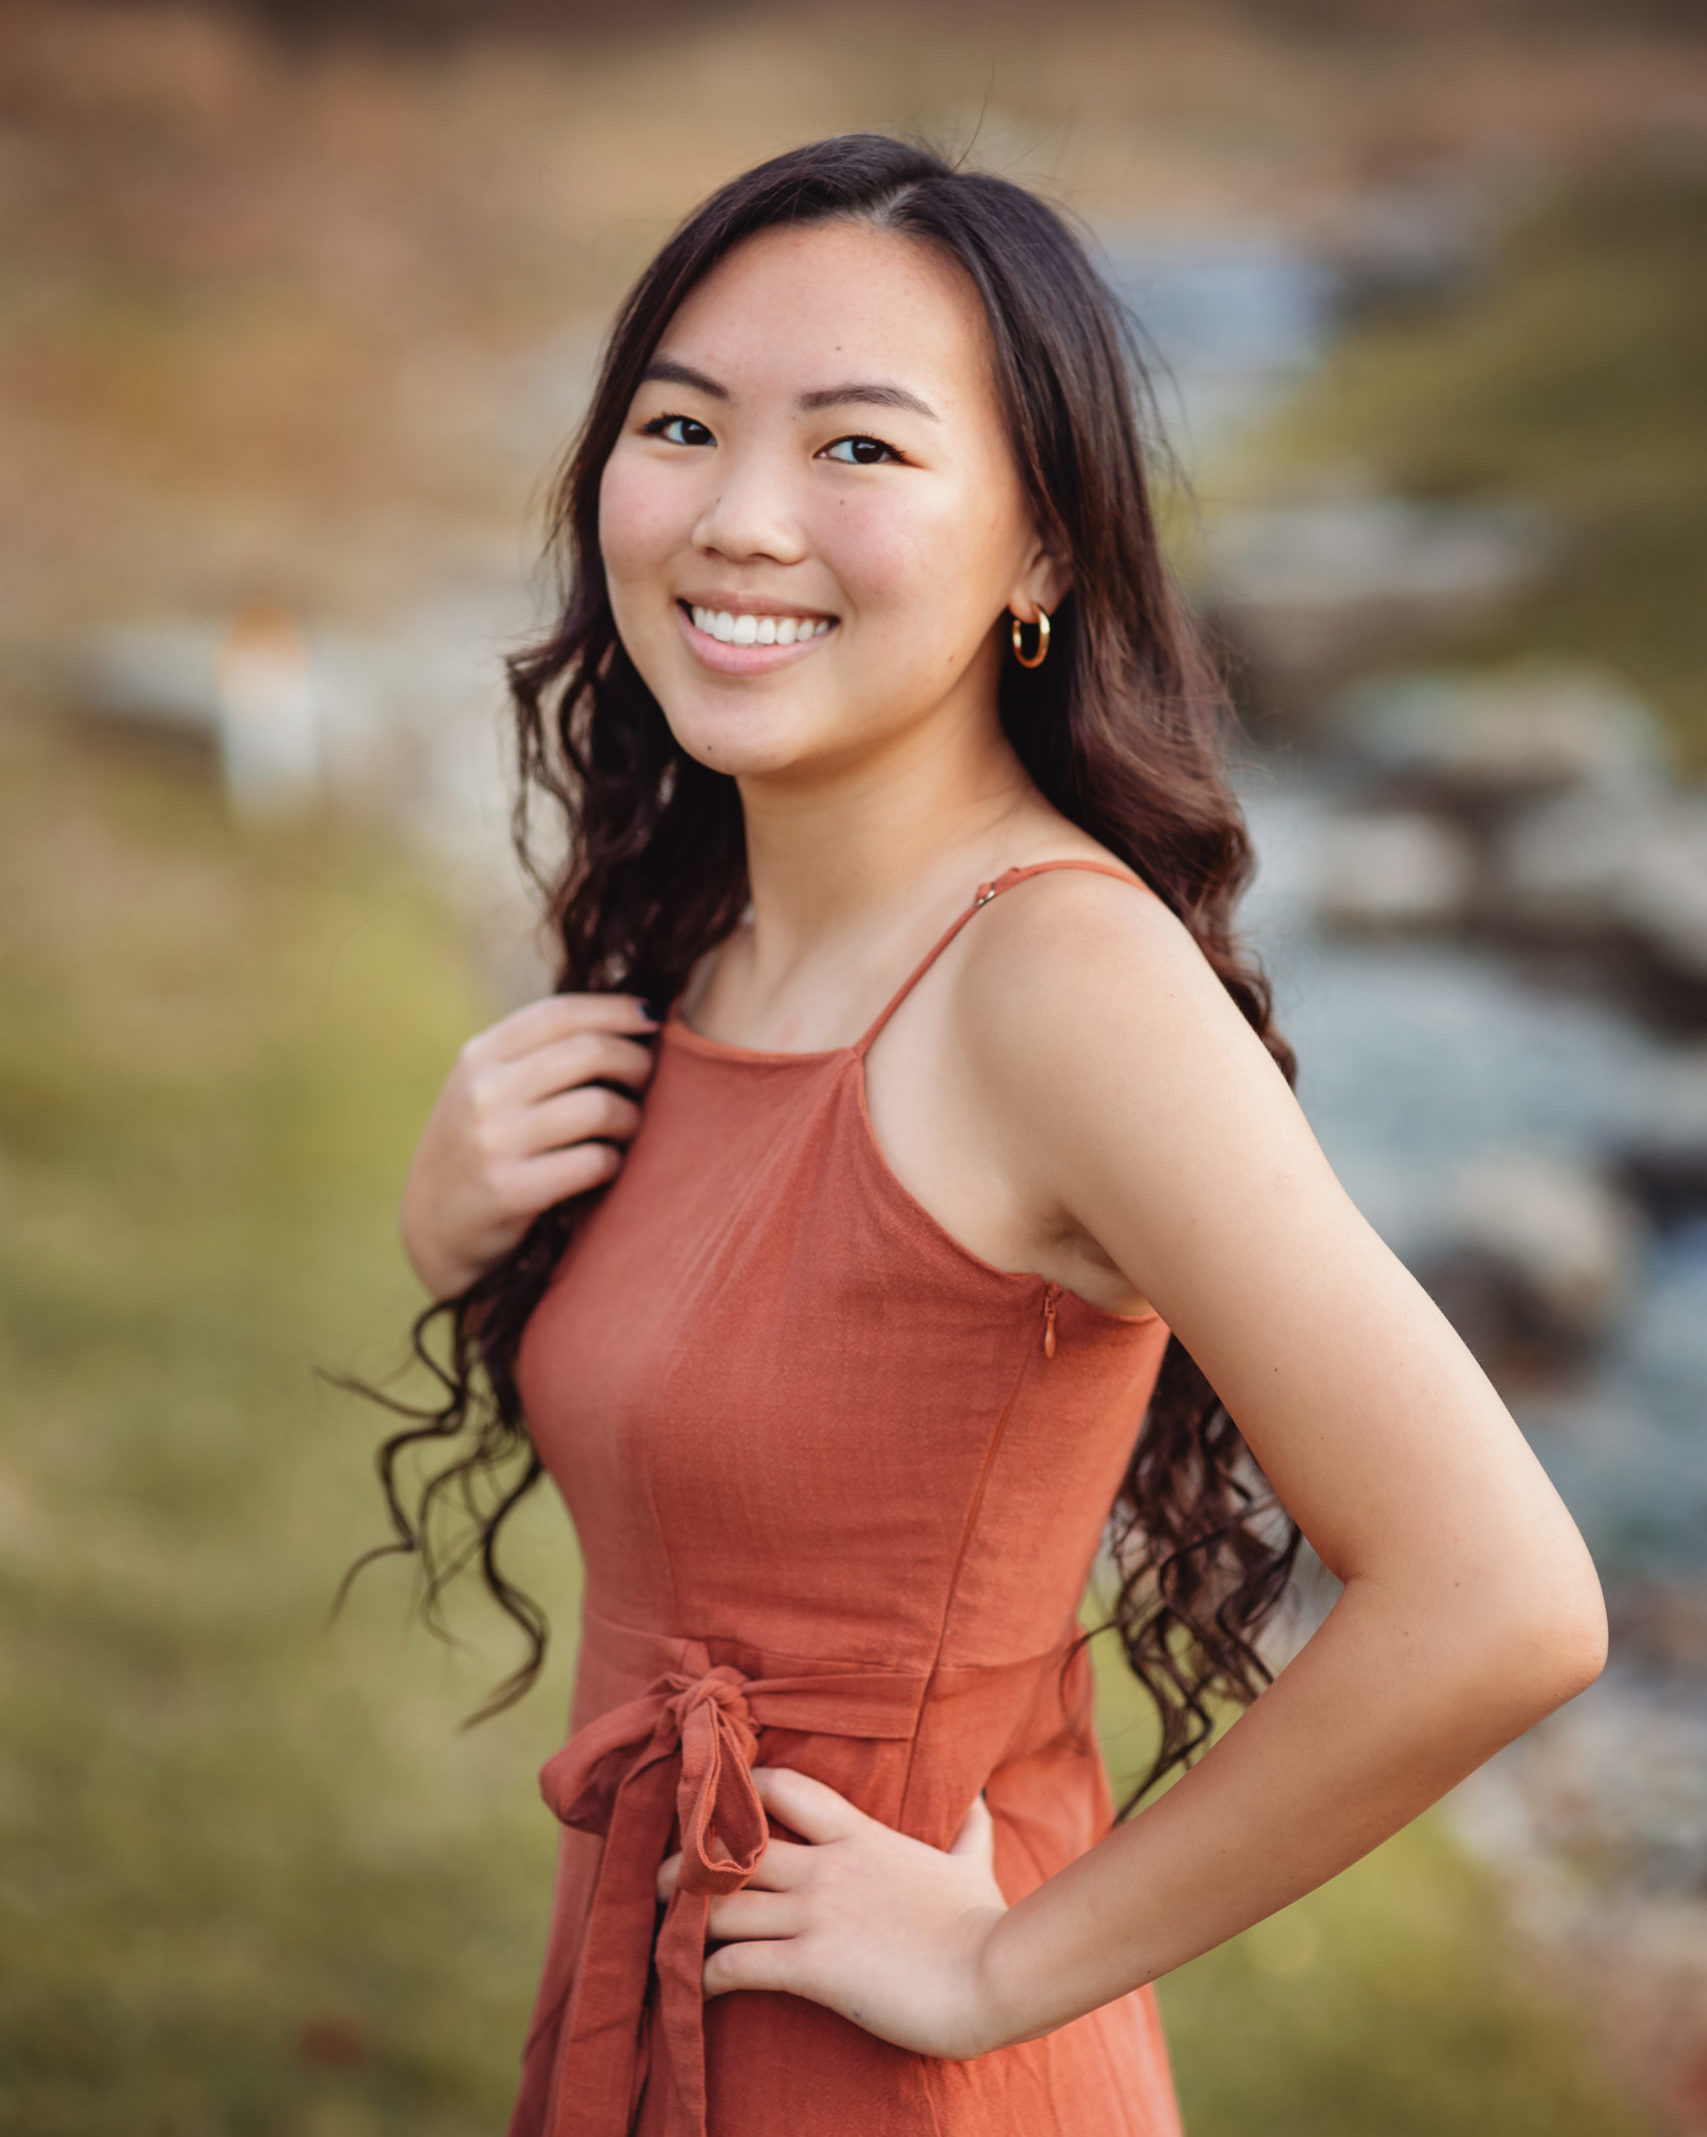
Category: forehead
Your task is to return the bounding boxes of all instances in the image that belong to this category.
[654,219,1000,416]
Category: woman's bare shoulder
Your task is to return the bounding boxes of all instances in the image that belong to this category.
[950,848,1284,1130]
[960,847,1220,1008]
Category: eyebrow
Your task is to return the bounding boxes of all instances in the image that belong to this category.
[638,356,939,422]
[800,381,939,421]
[640,357,729,400]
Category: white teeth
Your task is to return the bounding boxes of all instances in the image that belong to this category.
[687,604,831,646]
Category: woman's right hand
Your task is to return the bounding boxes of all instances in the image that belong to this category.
[399,991,663,1300]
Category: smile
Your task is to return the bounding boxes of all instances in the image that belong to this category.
[674,600,839,674]
[687,604,835,646]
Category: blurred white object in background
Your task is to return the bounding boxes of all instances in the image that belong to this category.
[74,593,547,998]
[214,601,323,820]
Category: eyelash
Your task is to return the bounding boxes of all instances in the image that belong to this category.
[639,412,901,465]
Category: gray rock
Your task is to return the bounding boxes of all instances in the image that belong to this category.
[1494,787,1707,1004]
[1494,787,1653,941]
[1413,1151,1642,1376]
[83,621,222,732]
[1618,808,1707,992]
[1332,657,1669,813]
[1214,496,1546,613]
[1613,1048,1707,1227]
[1207,498,1549,686]
[1314,808,1479,931]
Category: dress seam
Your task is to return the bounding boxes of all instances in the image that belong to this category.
[896,1334,1038,1832]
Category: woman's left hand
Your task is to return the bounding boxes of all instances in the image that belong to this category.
[655,1765,1014,2061]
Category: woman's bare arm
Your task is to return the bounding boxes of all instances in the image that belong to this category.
[399,992,660,1299]
[960,869,1607,2037]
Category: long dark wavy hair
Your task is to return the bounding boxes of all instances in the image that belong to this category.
[338,132,1301,1812]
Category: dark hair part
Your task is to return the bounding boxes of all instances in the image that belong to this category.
[338,132,1300,1809]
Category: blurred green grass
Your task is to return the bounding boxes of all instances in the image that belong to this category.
[1241,146,1707,767]
[0,708,585,2133]
[0,710,1651,2134]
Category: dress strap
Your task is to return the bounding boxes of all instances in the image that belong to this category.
[851,858,1150,1059]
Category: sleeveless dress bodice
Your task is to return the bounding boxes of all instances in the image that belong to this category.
[507,860,1183,2137]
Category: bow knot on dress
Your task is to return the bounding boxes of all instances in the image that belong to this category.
[544,1661,766,1904]
[534,1642,934,2136]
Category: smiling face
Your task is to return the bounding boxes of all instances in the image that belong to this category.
[597,217,1065,785]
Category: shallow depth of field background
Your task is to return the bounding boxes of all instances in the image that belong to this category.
[2,2,1705,2132]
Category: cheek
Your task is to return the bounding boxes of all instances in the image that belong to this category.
[824,480,1014,635]
[597,449,689,589]
[821,488,944,607]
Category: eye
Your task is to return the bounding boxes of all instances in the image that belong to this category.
[641,412,715,448]
[819,434,901,466]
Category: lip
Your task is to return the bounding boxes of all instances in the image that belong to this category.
[679,593,838,619]
[674,599,839,676]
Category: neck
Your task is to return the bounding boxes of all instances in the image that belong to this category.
[733,701,1035,976]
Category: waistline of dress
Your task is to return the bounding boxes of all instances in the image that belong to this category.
[534,1602,1095,2137]
[571,1598,1093,1730]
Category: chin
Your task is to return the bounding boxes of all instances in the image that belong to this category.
[661,701,817,782]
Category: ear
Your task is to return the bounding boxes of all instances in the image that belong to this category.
[1006,528,1073,624]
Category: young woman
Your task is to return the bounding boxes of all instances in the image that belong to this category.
[373,134,1606,2137]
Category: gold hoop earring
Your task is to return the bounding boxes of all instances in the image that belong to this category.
[1010,607,1050,669]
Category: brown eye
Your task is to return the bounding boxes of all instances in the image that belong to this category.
[644,414,714,447]
[822,434,898,465]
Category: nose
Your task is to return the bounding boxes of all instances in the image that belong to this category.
[690,444,808,568]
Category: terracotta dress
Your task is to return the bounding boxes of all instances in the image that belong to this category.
[508,859,1183,2137]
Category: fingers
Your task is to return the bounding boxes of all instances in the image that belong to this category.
[704,1888,805,1941]
[502,1029,661,1110]
[507,1140,625,1208]
[653,1771,868,1901]
[648,1849,805,2004]
[707,1835,811,1892]
[519,1081,644,1157]
[457,1031,654,1199]
[474,991,662,1068]
[656,1835,811,1903]
[750,1766,866,1844]
[703,1935,799,2000]
[402,994,663,1299]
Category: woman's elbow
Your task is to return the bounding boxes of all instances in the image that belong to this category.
[1557,1572,1611,1697]
[1487,1557,1609,1721]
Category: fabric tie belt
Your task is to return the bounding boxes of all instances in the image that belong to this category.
[537,1637,932,2137]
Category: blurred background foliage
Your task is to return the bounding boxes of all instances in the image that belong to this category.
[2,1,1704,2131]
[1243,150,1707,763]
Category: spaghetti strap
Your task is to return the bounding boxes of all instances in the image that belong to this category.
[851,857,1150,1058]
